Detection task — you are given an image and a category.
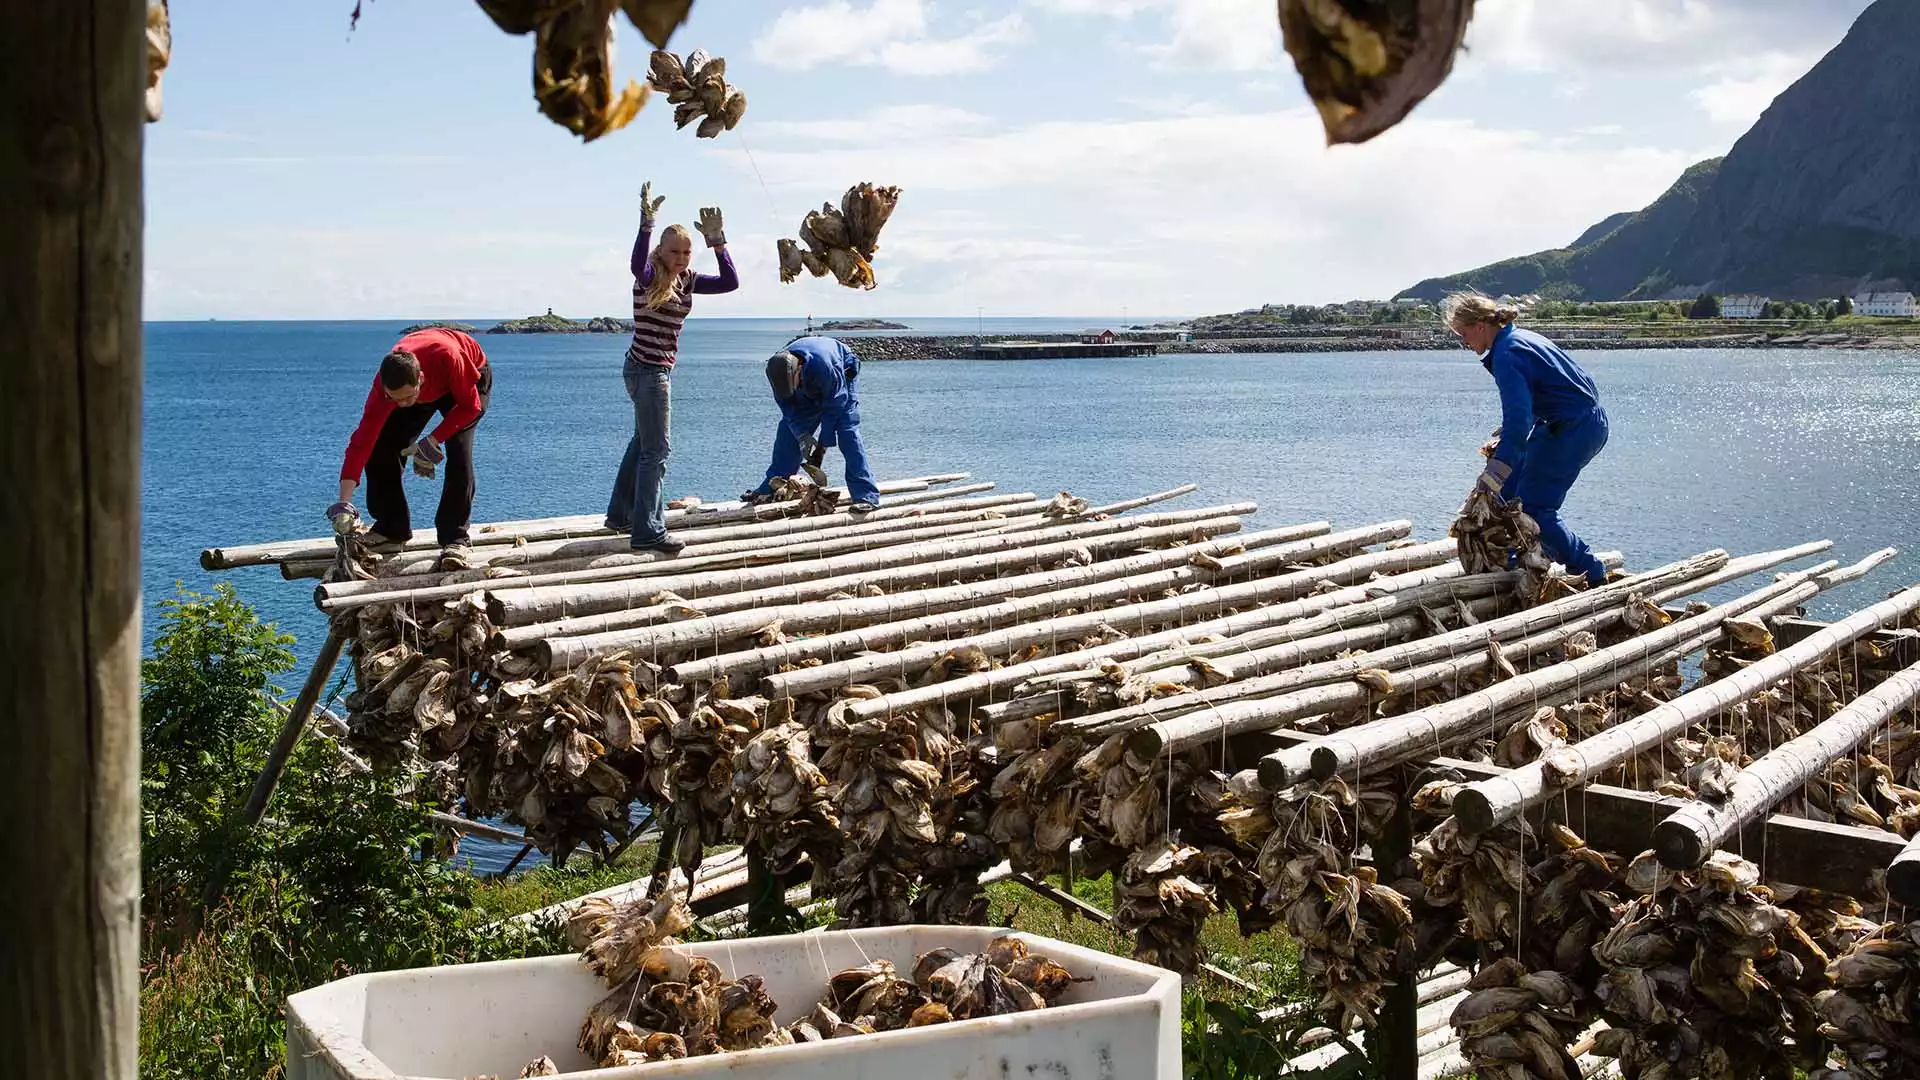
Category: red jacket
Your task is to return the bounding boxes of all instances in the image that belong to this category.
[340,329,489,482]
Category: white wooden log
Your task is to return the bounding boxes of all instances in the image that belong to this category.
[1035,581,1523,738]
[1653,658,1920,869]
[1448,553,1908,835]
[203,473,968,569]
[284,486,1026,582]
[493,509,1312,647]
[1133,588,1677,762]
[1118,548,1748,762]
[663,527,1438,688]
[317,497,1041,603]
[544,514,1259,670]
[1206,549,1711,693]
[838,559,1480,724]
[373,481,1007,576]
[1269,559,1851,792]
[749,525,1431,698]
[486,502,1266,630]
[317,497,1043,606]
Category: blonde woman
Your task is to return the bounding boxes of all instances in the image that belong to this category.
[1442,292,1610,586]
[606,182,737,554]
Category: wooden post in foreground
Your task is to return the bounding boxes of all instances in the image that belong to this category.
[0,1,146,1075]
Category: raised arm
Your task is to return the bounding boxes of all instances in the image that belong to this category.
[692,245,739,294]
[632,181,665,282]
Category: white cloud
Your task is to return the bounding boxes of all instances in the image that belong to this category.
[1027,0,1279,71]
[1691,51,1814,127]
[752,0,1027,75]
[712,104,1695,314]
[1464,0,1868,73]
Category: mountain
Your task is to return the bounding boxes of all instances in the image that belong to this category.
[1398,0,1920,301]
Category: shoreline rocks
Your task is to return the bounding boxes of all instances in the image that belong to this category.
[486,314,635,335]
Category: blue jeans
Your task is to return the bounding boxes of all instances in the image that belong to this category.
[607,363,670,544]
[759,411,879,505]
[1502,405,1609,584]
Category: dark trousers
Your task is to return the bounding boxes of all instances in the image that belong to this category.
[366,365,492,546]
[1501,404,1609,584]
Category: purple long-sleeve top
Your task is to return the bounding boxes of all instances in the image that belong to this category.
[625,219,739,368]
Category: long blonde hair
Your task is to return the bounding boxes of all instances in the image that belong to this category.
[1441,291,1520,331]
[643,224,694,311]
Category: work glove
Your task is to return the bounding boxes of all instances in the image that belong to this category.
[695,206,726,248]
[640,181,664,227]
[1475,457,1513,496]
[797,433,821,463]
[408,436,444,479]
[326,502,359,535]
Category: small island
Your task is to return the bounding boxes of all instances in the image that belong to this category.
[817,318,909,331]
[486,310,634,334]
[402,321,477,334]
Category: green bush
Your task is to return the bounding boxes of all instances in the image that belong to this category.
[139,586,566,1080]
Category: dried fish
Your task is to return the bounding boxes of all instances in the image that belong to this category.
[777,183,902,290]
[646,48,747,138]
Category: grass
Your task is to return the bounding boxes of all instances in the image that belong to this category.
[467,840,661,922]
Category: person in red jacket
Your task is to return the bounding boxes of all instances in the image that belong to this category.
[327,327,493,568]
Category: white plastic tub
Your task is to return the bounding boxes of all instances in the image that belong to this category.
[285,924,1182,1080]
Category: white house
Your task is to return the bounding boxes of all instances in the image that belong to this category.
[1721,294,1769,319]
[1854,292,1916,317]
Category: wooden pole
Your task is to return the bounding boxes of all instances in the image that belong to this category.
[1652,658,1920,869]
[664,529,1441,688]
[1275,559,1851,791]
[545,514,1264,672]
[486,502,1270,630]
[0,0,145,1075]
[493,510,1314,648]
[317,498,1046,607]
[1450,560,1911,836]
[240,628,348,828]
[839,560,1479,724]
[749,526,1429,698]
[202,472,973,569]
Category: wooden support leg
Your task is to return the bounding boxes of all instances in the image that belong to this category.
[1372,796,1419,1080]
[241,627,347,827]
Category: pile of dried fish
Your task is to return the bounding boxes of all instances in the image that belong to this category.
[647,49,746,137]
[815,701,972,926]
[1590,851,1831,1080]
[342,594,494,771]
[1112,839,1234,974]
[146,0,171,123]
[480,654,654,862]
[1450,488,1553,594]
[1450,958,1586,1080]
[798,936,1080,1038]
[726,721,841,885]
[1812,919,1920,1079]
[777,183,902,290]
[765,474,840,517]
[327,526,383,584]
[571,929,1082,1068]
[1235,773,1413,1030]
[647,690,766,873]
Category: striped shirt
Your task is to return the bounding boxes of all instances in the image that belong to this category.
[626,220,741,368]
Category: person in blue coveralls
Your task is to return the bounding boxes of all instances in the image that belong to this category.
[748,335,881,513]
[1443,292,1611,586]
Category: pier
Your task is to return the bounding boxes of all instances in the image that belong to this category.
[966,340,1159,359]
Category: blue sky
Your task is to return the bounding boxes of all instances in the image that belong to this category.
[145,0,1874,320]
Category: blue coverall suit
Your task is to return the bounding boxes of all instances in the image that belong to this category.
[757,336,881,505]
[1483,324,1610,585]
